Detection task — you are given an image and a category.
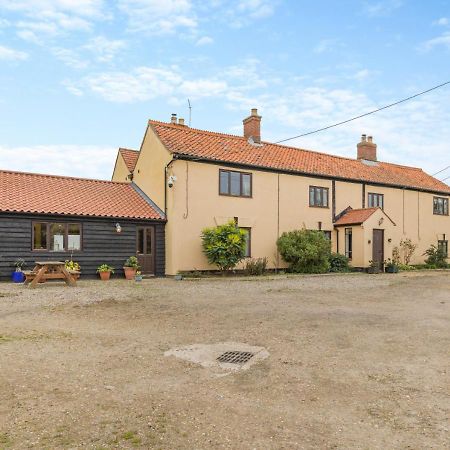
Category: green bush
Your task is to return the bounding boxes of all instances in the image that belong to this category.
[423,244,448,268]
[277,229,331,273]
[328,253,350,272]
[201,221,247,272]
[244,257,268,276]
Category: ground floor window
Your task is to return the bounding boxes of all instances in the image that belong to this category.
[240,227,251,257]
[345,228,352,259]
[322,230,332,240]
[438,240,448,258]
[33,222,82,251]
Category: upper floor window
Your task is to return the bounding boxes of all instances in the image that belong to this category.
[433,197,449,215]
[309,186,329,208]
[33,222,82,251]
[368,192,384,209]
[219,169,252,197]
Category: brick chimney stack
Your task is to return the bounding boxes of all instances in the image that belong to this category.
[357,134,377,161]
[243,108,262,144]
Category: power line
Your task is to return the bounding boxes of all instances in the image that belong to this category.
[432,165,450,176]
[275,80,450,144]
[441,175,450,182]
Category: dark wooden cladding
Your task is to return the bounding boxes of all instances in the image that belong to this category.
[0,213,165,280]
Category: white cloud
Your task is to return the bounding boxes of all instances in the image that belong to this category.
[117,0,197,34]
[363,0,403,17]
[0,44,28,60]
[220,0,276,27]
[351,69,372,81]
[433,17,448,26]
[84,36,126,62]
[0,144,117,179]
[52,47,89,69]
[0,0,105,18]
[419,32,450,51]
[196,36,213,46]
[314,39,339,54]
[1,0,106,44]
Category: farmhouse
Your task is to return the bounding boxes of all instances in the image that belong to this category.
[113,109,450,275]
[0,171,165,279]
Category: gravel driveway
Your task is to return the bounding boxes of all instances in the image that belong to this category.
[0,271,449,449]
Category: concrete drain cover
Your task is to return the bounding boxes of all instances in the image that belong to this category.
[164,342,269,373]
[217,351,254,364]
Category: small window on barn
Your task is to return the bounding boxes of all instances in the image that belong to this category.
[68,224,81,251]
[33,223,47,250]
[49,223,66,251]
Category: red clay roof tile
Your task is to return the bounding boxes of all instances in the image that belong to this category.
[119,148,139,172]
[149,120,450,195]
[0,170,164,220]
[334,208,379,226]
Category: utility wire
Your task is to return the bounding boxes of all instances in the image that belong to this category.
[432,165,450,176]
[275,80,450,144]
[441,175,450,182]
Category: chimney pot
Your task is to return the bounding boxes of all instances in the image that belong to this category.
[357,134,377,161]
[171,113,177,124]
[243,108,262,144]
[178,118,185,126]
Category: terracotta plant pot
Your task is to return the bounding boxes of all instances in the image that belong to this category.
[124,267,137,280]
[99,271,111,281]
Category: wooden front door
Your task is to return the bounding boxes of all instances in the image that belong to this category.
[136,227,155,275]
[372,229,384,270]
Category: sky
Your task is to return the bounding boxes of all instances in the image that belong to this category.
[0,0,449,183]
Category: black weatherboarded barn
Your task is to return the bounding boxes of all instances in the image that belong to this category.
[0,170,165,280]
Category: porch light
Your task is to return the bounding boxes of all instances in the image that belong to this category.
[115,223,122,233]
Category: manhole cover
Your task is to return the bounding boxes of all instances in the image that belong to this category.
[217,351,254,364]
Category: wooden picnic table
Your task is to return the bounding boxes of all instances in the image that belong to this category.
[24,261,77,288]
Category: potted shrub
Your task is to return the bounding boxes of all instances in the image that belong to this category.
[367,260,381,274]
[65,260,81,279]
[135,271,143,282]
[12,258,26,283]
[384,258,399,273]
[123,256,140,280]
[97,264,114,281]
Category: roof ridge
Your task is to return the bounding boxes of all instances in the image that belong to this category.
[149,119,425,169]
[0,169,130,185]
[119,147,139,153]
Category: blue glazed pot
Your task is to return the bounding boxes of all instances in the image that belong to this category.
[12,271,25,283]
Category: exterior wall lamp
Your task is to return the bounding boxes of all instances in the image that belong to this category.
[115,223,122,233]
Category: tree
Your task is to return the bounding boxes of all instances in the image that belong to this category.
[201,221,247,272]
[399,238,417,265]
[277,229,331,273]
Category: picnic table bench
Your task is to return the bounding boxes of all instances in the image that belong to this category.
[24,261,78,288]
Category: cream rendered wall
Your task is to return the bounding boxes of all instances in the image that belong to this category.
[112,153,132,183]
[165,162,341,274]
[364,185,449,264]
[335,180,363,215]
[132,126,173,211]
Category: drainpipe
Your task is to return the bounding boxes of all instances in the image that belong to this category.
[164,156,177,217]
